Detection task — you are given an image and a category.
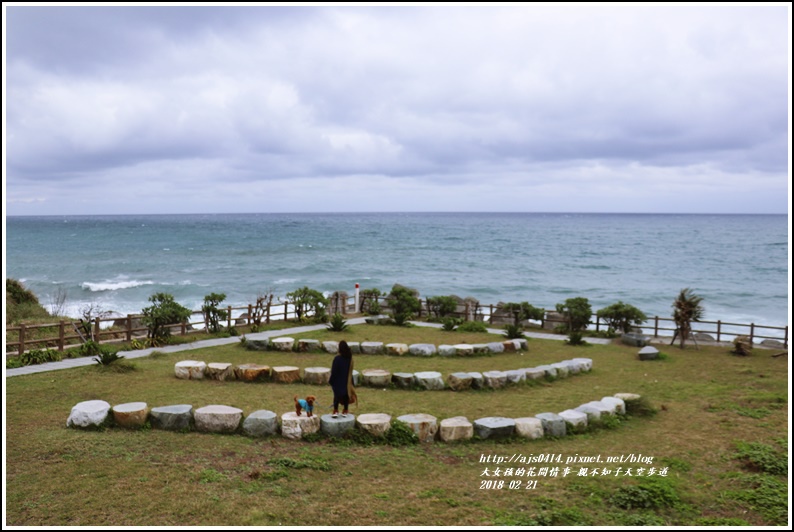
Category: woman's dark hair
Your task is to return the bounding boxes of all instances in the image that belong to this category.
[339,340,352,358]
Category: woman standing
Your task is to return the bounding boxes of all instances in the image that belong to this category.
[329,340,357,417]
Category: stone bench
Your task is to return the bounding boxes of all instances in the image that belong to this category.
[271,366,301,384]
[281,412,321,440]
[361,369,391,387]
[534,365,557,379]
[206,362,234,381]
[558,409,588,431]
[195,405,243,433]
[482,370,507,389]
[600,396,626,415]
[447,372,473,391]
[409,343,436,356]
[439,416,473,442]
[514,417,544,439]
[112,402,148,429]
[535,412,566,437]
[571,358,592,372]
[550,362,570,378]
[505,369,526,384]
[397,413,438,442]
[302,367,331,385]
[392,372,415,388]
[524,368,546,381]
[175,360,206,380]
[638,346,660,360]
[386,343,409,356]
[242,410,278,437]
[414,371,445,390]
[438,345,456,356]
[453,344,474,356]
[234,364,271,382]
[297,339,321,352]
[271,337,295,352]
[361,342,384,355]
[150,404,193,431]
[468,372,484,389]
[356,413,391,437]
[473,417,515,439]
[67,400,111,429]
[320,413,356,437]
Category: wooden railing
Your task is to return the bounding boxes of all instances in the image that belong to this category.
[5,295,787,358]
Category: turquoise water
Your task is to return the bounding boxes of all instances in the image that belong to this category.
[4,213,789,330]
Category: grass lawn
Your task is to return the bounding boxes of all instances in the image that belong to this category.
[4,323,789,526]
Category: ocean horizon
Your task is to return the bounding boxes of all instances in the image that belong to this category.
[5,212,789,335]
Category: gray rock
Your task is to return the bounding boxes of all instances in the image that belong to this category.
[487,342,505,354]
[414,371,445,390]
[535,365,558,379]
[571,358,593,372]
[439,416,473,442]
[194,405,243,434]
[409,343,437,356]
[397,413,438,442]
[447,372,473,391]
[622,332,650,347]
[600,396,626,415]
[472,344,490,354]
[352,369,360,386]
[535,412,566,437]
[581,401,613,416]
[361,341,385,355]
[483,370,507,389]
[361,369,391,387]
[112,402,148,429]
[513,338,528,351]
[614,393,641,402]
[206,362,234,381]
[438,345,457,356]
[391,372,415,388]
[468,372,484,389]
[562,359,582,374]
[67,400,111,429]
[474,417,516,439]
[558,409,588,430]
[242,410,278,437]
[320,413,356,437]
[574,404,602,422]
[505,369,526,384]
[150,404,193,431]
[454,344,474,356]
[386,343,410,356]
[356,413,391,437]
[348,342,361,354]
[638,346,660,360]
[271,337,295,352]
[174,360,206,380]
[322,341,340,354]
[297,339,321,352]
[514,417,544,439]
[245,339,270,351]
[524,367,546,381]
[550,362,570,378]
[760,339,786,349]
[303,367,331,385]
[281,412,321,440]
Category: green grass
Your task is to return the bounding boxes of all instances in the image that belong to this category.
[4,323,789,526]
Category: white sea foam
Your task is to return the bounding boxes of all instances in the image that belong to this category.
[81,280,154,292]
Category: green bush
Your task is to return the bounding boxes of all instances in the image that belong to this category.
[387,285,421,326]
[566,331,587,346]
[426,296,458,319]
[359,288,384,315]
[201,292,228,333]
[503,323,524,339]
[441,317,462,331]
[326,313,349,332]
[457,321,488,333]
[556,297,592,333]
[733,442,787,476]
[20,348,62,366]
[502,302,544,326]
[141,292,192,344]
[286,286,328,323]
[596,301,648,334]
[608,477,681,510]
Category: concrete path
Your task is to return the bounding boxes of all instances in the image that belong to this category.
[5,318,610,378]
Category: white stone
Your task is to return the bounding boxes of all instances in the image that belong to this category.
[614,393,641,402]
[601,396,626,415]
[558,409,588,429]
[281,411,321,440]
[584,400,616,416]
[535,365,557,378]
[505,369,526,384]
[242,410,278,437]
[414,371,445,390]
[303,367,331,385]
[361,341,384,354]
[397,413,438,442]
[572,358,593,371]
[271,337,295,352]
[514,417,544,439]
[524,368,546,381]
[439,416,473,442]
[356,413,392,437]
[574,404,602,422]
[409,343,436,356]
[386,343,409,355]
[361,369,391,387]
[487,342,505,354]
[194,405,243,433]
[322,341,340,354]
[67,400,111,428]
[454,344,474,356]
[174,360,206,380]
[438,345,456,356]
[482,370,507,389]
[562,360,581,374]
[112,402,148,429]
[550,362,570,378]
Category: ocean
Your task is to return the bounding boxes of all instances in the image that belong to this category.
[4,213,789,335]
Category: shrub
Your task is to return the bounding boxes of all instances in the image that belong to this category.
[672,288,704,349]
[457,320,488,333]
[442,317,462,331]
[286,286,328,323]
[502,302,544,326]
[566,331,587,346]
[359,288,384,315]
[20,348,62,366]
[426,296,458,319]
[201,292,228,333]
[503,324,524,339]
[93,349,124,366]
[387,285,421,326]
[596,301,648,334]
[327,313,349,332]
[141,292,192,344]
[608,477,681,510]
[556,297,592,333]
[733,442,787,476]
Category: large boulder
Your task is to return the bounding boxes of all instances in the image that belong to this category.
[174,360,206,380]
[67,400,111,429]
[234,364,271,382]
[397,413,438,442]
[535,412,566,437]
[409,343,436,356]
[150,404,193,431]
[473,417,516,439]
[514,417,544,439]
[302,367,331,385]
[439,416,473,442]
[357,413,392,437]
[414,371,445,390]
[242,410,278,437]
[194,405,243,434]
[112,402,148,429]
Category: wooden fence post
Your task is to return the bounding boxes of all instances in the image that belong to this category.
[94,317,101,342]
[126,315,133,342]
[248,304,253,324]
[716,320,721,343]
[59,321,65,352]
[284,301,288,321]
[227,305,232,329]
[654,316,659,338]
[749,323,755,344]
[19,324,26,356]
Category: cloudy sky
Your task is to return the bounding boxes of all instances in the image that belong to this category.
[3,4,790,215]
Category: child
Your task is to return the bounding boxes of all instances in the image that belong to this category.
[328,340,357,417]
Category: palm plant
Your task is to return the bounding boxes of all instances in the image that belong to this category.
[672,288,704,349]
